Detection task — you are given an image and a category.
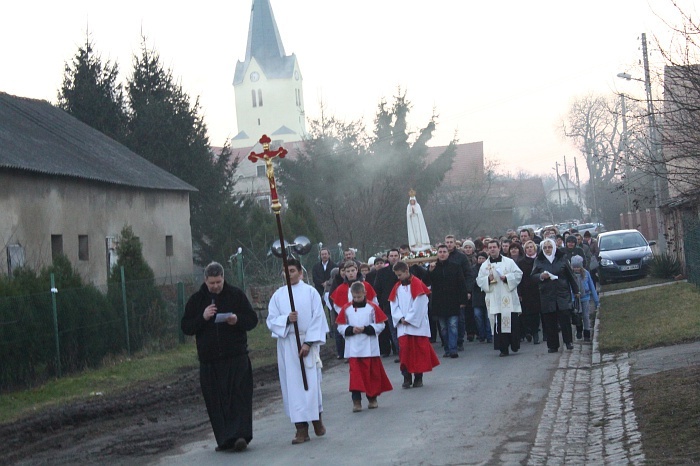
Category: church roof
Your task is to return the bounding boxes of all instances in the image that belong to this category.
[233,0,296,84]
[0,92,196,192]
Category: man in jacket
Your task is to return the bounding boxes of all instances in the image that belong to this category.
[445,235,476,348]
[429,244,468,358]
[311,247,335,298]
[373,248,402,359]
[181,262,259,452]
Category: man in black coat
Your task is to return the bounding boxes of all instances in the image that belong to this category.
[311,247,335,297]
[373,248,401,358]
[445,235,476,348]
[181,262,259,452]
[429,244,468,358]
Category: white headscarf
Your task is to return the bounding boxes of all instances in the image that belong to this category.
[541,238,557,264]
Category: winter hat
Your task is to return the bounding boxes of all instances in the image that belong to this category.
[566,235,577,244]
[368,257,376,266]
[463,240,475,249]
[477,251,488,259]
[571,255,584,268]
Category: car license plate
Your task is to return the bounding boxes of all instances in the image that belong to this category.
[620,264,640,271]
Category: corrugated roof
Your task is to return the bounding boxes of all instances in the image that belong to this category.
[0,92,196,192]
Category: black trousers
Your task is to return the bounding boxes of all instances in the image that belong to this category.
[493,313,521,353]
[541,308,573,350]
[200,354,254,447]
[520,313,541,337]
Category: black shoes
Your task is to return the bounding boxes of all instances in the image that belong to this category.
[412,375,423,388]
[450,353,458,359]
[566,343,574,350]
[402,374,412,389]
[499,351,509,357]
[216,438,247,452]
[525,333,533,342]
[548,348,558,353]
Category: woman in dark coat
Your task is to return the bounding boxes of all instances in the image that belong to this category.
[531,238,580,353]
[517,240,542,344]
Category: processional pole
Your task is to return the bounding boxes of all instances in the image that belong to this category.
[248,135,308,390]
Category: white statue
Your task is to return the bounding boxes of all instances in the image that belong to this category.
[406,190,431,252]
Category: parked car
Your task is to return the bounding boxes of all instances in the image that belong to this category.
[575,222,605,237]
[597,229,655,284]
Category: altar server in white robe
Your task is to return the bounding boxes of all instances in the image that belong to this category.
[336,281,393,412]
[476,239,523,357]
[267,259,330,445]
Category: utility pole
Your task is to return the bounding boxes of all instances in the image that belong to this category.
[573,157,585,219]
[555,162,563,206]
[641,32,667,251]
[619,93,632,213]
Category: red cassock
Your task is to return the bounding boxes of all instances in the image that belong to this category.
[398,335,440,374]
[336,301,393,397]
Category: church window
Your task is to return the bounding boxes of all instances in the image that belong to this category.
[295,89,300,106]
[258,89,263,106]
[251,90,257,107]
[256,165,266,177]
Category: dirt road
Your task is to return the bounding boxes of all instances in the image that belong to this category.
[3,340,561,465]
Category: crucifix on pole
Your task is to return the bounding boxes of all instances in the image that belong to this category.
[248,135,308,390]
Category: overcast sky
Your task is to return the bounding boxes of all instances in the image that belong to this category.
[1,1,696,178]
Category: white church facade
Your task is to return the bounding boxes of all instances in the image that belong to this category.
[231,0,306,150]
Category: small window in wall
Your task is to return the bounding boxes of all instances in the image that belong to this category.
[258,89,263,106]
[6,244,25,275]
[256,165,266,177]
[51,235,63,260]
[251,89,257,107]
[256,195,271,212]
[78,235,89,261]
[296,88,300,106]
[166,235,174,257]
[258,118,261,126]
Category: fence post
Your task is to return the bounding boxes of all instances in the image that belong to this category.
[120,266,131,356]
[177,282,185,344]
[236,253,245,292]
[50,273,61,378]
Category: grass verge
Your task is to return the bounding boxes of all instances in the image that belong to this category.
[0,324,277,424]
[600,281,700,463]
[599,276,674,293]
[633,366,700,463]
[598,281,700,353]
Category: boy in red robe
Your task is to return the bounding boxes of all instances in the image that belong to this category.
[389,261,440,389]
[336,282,393,412]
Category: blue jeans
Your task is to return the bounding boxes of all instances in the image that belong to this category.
[438,315,459,355]
[457,308,466,346]
[473,306,492,341]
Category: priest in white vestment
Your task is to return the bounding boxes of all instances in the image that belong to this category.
[476,239,523,357]
[267,259,329,445]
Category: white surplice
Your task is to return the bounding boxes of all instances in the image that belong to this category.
[476,256,523,332]
[267,281,329,424]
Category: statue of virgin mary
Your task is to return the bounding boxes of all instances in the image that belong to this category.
[406,189,431,252]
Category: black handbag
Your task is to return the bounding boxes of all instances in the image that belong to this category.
[571,297,583,327]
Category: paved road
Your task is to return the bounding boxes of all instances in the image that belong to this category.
[154,339,561,465]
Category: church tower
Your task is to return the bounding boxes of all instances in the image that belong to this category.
[232,0,306,149]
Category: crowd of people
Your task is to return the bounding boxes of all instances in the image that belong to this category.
[180,225,601,452]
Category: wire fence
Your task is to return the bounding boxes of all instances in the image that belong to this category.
[0,270,203,392]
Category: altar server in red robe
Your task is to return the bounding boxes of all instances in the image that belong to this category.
[336,282,393,412]
[389,261,440,389]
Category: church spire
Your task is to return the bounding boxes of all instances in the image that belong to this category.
[245,0,285,62]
